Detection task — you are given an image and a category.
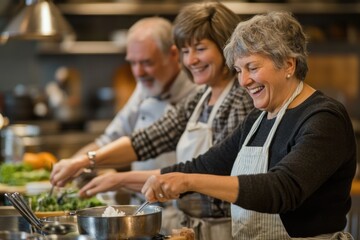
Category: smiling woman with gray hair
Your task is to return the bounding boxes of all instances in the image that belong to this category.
[141,11,356,239]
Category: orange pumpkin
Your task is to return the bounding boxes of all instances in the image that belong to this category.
[23,152,57,170]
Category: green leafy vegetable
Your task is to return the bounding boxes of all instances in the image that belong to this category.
[0,163,50,186]
[27,190,104,212]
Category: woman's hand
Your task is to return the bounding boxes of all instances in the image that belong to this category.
[79,171,124,198]
[141,173,189,202]
[79,170,161,198]
[142,173,239,203]
[50,156,87,187]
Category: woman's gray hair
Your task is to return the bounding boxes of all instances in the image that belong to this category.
[224,11,308,81]
[127,17,173,55]
[173,2,241,79]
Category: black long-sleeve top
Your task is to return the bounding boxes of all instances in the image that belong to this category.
[162,91,357,237]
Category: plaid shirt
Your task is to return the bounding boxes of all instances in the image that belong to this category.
[131,79,254,162]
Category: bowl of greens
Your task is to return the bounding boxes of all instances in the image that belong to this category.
[27,190,105,218]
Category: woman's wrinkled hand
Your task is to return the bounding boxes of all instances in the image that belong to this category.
[141,172,188,203]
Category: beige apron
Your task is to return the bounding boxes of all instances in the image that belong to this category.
[176,78,234,162]
[230,81,353,240]
[172,79,234,240]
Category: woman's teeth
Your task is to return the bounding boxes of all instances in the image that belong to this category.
[192,66,206,73]
[249,86,264,94]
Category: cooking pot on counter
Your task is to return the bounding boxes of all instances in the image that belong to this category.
[0,206,31,232]
[1,124,41,163]
[0,231,43,240]
[75,205,162,240]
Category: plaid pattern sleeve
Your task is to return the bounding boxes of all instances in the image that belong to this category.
[131,80,254,160]
[131,88,206,160]
[212,81,254,145]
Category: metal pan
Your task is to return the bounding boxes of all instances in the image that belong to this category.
[0,206,31,232]
[75,205,162,240]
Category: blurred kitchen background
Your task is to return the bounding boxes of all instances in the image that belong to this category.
[0,0,360,163]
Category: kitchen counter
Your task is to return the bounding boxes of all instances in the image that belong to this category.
[0,183,25,194]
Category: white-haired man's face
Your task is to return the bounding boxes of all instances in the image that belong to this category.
[126,37,174,97]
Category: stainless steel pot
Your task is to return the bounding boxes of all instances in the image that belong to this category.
[0,230,42,240]
[75,205,162,240]
[1,124,41,163]
[0,206,31,232]
[42,215,79,234]
[0,231,94,240]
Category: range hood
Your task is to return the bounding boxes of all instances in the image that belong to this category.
[0,0,75,43]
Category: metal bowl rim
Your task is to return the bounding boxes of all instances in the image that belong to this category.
[75,204,162,218]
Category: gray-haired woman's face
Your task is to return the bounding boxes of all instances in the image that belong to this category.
[233,53,296,118]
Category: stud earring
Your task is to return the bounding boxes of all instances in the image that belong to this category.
[286,74,291,79]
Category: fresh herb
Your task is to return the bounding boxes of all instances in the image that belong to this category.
[0,163,50,186]
[27,191,104,212]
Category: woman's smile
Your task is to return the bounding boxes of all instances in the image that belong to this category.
[190,65,208,74]
[248,85,265,95]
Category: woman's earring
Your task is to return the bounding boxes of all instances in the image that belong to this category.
[286,74,291,79]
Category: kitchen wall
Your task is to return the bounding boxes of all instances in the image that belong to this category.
[0,41,126,120]
[0,1,178,123]
[0,1,360,124]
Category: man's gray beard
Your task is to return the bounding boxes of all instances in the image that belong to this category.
[139,78,165,98]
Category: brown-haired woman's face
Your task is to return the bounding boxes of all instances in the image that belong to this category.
[181,39,225,87]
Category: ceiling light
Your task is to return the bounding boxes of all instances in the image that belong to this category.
[0,0,75,43]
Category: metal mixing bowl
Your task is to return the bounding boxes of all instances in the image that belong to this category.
[75,205,162,240]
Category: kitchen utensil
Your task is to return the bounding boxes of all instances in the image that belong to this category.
[75,205,162,240]
[4,192,77,235]
[56,190,79,204]
[48,185,54,198]
[5,192,42,229]
[133,201,150,215]
[48,164,54,198]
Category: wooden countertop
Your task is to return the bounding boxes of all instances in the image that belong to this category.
[0,183,25,194]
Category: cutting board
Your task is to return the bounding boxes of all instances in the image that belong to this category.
[0,183,26,193]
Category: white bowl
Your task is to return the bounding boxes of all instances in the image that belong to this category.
[25,181,52,195]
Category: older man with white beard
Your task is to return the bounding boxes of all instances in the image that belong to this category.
[51,17,197,201]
